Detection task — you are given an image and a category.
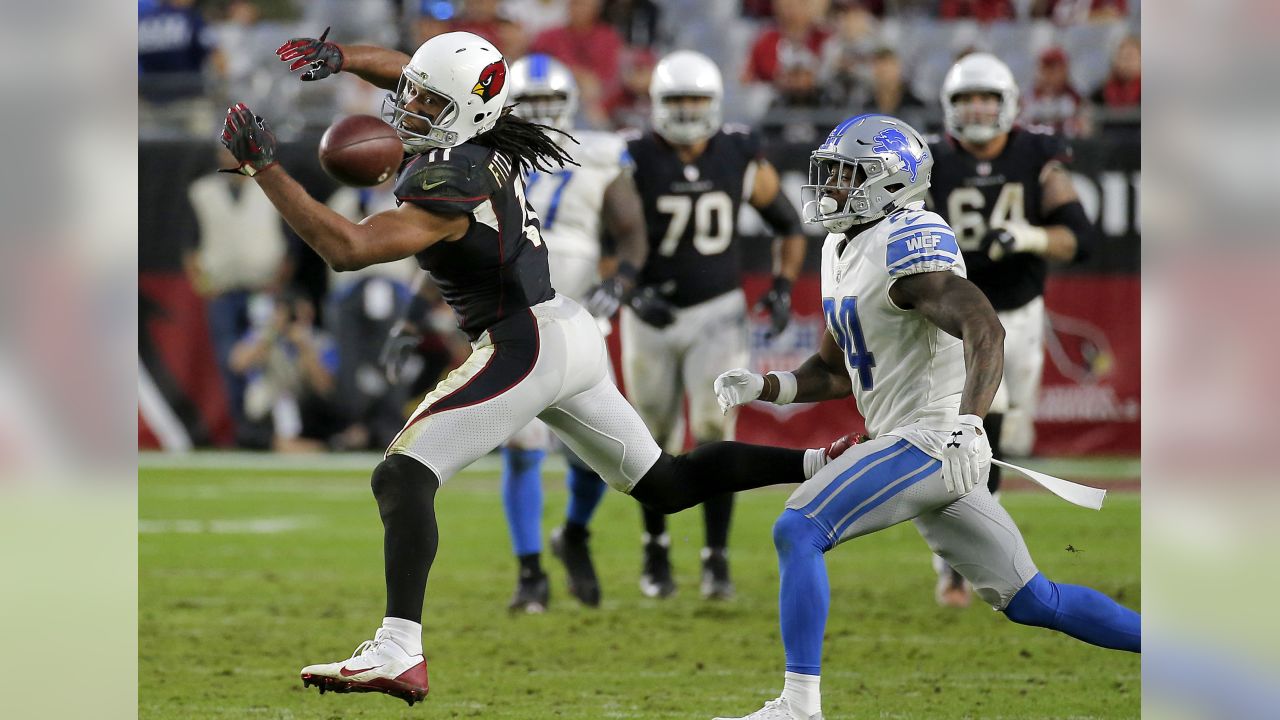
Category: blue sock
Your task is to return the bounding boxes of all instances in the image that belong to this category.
[565,464,607,527]
[1004,572,1141,652]
[773,508,832,675]
[501,447,546,557]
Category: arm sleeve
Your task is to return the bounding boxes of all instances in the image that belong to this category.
[884,212,963,279]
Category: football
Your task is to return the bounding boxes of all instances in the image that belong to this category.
[318,115,403,187]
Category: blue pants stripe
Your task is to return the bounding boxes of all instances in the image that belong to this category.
[831,456,940,539]
[800,439,913,517]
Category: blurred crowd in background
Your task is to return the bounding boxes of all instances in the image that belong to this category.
[140,0,1140,142]
[139,0,1140,453]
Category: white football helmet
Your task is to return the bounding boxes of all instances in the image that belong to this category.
[940,53,1019,144]
[382,32,510,152]
[649,50,723,145]
[509,53,578,131]
[801,114,933,232]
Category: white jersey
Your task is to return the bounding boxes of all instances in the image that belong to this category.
[525,129,631,299]
[819,202,967,457]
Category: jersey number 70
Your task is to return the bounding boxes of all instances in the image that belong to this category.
[823,297,875,391]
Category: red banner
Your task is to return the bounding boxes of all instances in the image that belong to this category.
[612,273,1139,456]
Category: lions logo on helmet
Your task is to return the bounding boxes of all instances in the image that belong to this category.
[871,128,928,183]
[472,59,507,102]
[801,114,934,232]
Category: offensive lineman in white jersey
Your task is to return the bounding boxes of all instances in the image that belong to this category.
[495,53,653,612]
[711,115,1139,720]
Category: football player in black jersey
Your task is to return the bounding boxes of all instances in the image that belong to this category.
[927,52,1097,608]
[225,31,847,705]
[621,50,808,601]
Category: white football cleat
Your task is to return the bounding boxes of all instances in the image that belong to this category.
[300,628,429,706]
[714,696,824,720]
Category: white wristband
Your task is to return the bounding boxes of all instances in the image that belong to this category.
[1015,224,1050,255]
[768,371,798,405]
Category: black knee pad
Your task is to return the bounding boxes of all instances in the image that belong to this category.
[372,454,439,516]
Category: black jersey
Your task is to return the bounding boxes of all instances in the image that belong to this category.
[395,144,555,341]
[928,128,1071,311]
[627,126,763,308]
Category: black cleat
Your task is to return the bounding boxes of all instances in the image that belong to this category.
[700,546,735,600]
[550,524,601,607]
[639,534,676,598]
[507,568,550,613]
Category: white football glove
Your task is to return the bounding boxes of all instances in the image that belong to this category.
[941,414,992,496]
[713,368,764,415]
[984,221,1049,261]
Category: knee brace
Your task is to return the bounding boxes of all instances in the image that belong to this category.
[372,454,439,519]
[773,509,830,555]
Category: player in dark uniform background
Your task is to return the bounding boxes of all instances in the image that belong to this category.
[226,31,847,706]
[621,49,808,601]
[927,52,1097,607]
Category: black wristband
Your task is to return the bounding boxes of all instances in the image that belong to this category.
[615,260,640,283]
[772,276,793,295]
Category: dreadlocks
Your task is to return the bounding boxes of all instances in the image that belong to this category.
[471,107,580,174]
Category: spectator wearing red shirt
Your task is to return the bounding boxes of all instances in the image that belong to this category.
[1033,0,1128,24]
[450,0,504,48]
[530,0,624,128]
[1022,47,1088,136]
[938,0,1016,22]
[743,0,830,84]
[1092,35,1140,108]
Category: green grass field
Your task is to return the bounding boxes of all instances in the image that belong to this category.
[139,454,1139,719]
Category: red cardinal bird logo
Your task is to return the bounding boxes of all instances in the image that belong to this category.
[471,60,507,102]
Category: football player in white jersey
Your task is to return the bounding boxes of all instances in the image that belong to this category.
[711,115,1138,720]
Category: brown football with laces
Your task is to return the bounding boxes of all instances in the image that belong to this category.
[318,115,404,187]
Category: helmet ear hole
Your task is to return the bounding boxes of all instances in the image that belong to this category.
[885,183,904,193]
[474,112,487,123]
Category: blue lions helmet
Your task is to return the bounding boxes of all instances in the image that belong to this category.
[801,114,933,233]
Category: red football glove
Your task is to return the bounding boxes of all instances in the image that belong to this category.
[276,26,344,82]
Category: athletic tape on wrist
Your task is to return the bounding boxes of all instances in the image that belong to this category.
[957,414,985,432]
[768,371,798,405]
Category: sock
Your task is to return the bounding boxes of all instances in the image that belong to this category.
[372,455,440,623]
[773,509,831,677]
[630,442,808,513]
[381,616,423,656]
[1003,572,1141,652]
[782,671,822,717]
[517,552,542,578]
[641,504,667,538]
[565,464,607,527]
[501,447,546,556]
[702,491,734,549]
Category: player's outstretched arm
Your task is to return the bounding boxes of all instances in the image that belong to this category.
[276,28,408,90]
[713,331,851,414]
[221,104,467,271]
[889,271,1004,418]
[601,171,648,275]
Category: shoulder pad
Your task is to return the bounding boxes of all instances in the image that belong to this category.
[617,127,645,143]
[394,145,503,214]
[720,125,763,161]
[881,210,961,279]
[722,123,752,135]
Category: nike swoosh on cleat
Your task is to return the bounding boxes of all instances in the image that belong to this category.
[339,665,382,677]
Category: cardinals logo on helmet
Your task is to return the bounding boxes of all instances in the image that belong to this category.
[472,60,507,102]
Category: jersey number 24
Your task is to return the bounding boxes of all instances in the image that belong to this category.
[823,296,875,391]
